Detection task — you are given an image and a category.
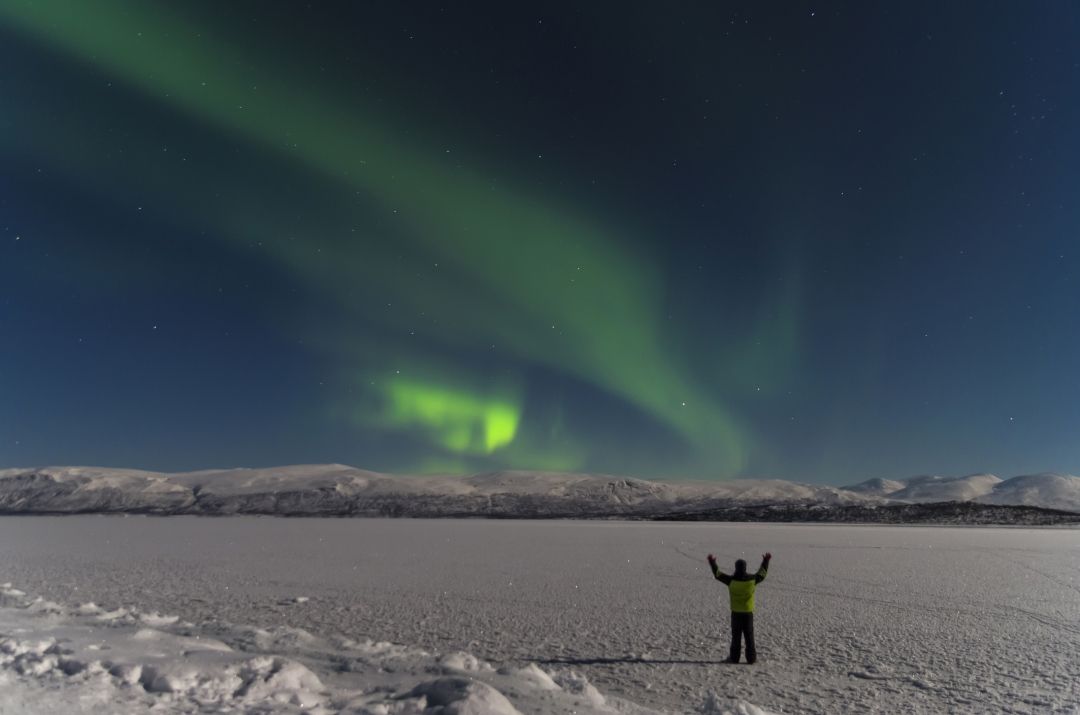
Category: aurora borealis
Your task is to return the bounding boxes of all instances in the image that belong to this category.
[3,3,1080,482]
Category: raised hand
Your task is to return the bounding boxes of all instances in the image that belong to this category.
[707,553,717,564]
[763,552,772,561]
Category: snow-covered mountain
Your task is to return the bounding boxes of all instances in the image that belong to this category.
[976,473,1080,513]
[843,473,1005,502]
[844,477,907,497]
[842,472,1080,514]
[0,465,1078,519]
[0,466,194,513]
[888,473,1003,502]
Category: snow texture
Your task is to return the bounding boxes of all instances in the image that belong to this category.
[1,465,1079,518]
[0,578,671,714]
[1,517,1077,714]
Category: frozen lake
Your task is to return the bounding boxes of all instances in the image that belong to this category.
[1,517,1078,713]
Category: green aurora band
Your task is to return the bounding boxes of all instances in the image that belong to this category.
[1,0,800,475]
[384,379,520,455]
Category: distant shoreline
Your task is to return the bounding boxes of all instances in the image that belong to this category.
[2,501,1078,526]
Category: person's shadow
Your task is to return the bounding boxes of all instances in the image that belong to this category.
[538,656,728,666]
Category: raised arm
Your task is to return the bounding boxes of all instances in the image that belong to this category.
[755,552,771,583]
[707,554,731,584]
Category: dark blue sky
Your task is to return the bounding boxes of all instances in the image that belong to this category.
[2,2,1079,483]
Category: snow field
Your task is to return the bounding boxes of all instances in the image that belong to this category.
[0,517,1077,713]
[0,581,693,713]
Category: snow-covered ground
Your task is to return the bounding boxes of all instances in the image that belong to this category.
[0,518,1077,714]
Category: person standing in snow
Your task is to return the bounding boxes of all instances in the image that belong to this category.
[707,552,771,664]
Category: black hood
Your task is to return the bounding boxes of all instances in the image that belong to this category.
[734,559,747,576]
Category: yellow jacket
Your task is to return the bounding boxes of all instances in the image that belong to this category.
[711,559,768,613]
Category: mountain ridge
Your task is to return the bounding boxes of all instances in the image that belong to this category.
[0,466,1078,522]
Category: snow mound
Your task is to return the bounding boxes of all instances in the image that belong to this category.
[978,473,1080,512]
[0,588,328,712]
[700,692,781,715]
[398,677,521,715]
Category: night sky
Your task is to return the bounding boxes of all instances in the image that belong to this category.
[3,2,1079,483]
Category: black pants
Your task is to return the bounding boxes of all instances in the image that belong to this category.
[729,611,755,663]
